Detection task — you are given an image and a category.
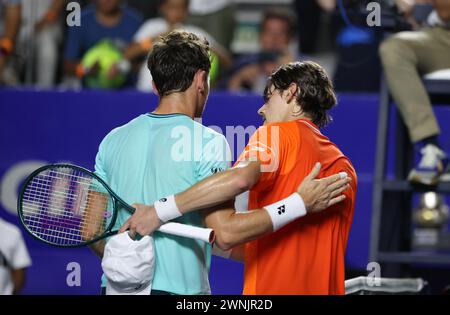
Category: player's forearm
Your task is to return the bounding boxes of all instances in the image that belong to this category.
[205,193,310,251]
[175,163,260,215]
[212,210,272,251]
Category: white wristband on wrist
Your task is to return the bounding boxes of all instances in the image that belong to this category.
[264,193,306,231]
[154,195,182,223]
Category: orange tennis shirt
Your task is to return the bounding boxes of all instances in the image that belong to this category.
[236,118,357,295]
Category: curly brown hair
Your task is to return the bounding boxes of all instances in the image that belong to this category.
[147,30,211,97]
[264,61,337,127]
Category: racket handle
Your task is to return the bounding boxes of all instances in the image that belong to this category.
[158,222,215,244]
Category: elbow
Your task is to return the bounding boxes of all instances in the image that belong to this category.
[234,176,252,194]
[233,167,257,193]
[214,231,236,251]
[213,220,239,251]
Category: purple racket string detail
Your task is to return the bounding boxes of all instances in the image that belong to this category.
[20,166,112,246]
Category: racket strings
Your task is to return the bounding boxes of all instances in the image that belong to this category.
[20,167,112,246]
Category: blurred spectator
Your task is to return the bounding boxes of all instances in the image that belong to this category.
[0,0,20,85]
[0,217,32,295]
[125,0,159,20]
[18,0,65,87]
[294,0,338,55]
[379,0,450,184]
[63,0,143,89]
[226,8,298,93]
[188,0,235,50]
[123,0,231,92]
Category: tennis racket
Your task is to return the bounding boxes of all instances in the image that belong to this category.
[17,164,215,247]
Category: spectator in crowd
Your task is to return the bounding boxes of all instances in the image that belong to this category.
[123,0,232,92]
[18,0,65,87]
[63,0,143,89]
[294,0,337,55]
[125,0,159,20]
[0,217,32,295]
[188,0,235,50]
[226,8,298,93]
[379,0,450,185]
[0,0,20,85]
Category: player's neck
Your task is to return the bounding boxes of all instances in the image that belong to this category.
[154,94,196,119]
[286,112,312,122]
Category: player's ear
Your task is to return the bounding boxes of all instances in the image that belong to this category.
[195,70,208,93]
[151,81,160,96]
[285,83,298,104]
[288,83,298,95]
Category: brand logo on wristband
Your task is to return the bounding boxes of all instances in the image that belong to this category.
[277,205,285,215]
[159,198,167,202]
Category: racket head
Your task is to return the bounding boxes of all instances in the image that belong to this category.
[17,164,119,247]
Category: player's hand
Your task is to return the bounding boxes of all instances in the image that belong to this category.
[119,203,163,237]
[297,162,351,213]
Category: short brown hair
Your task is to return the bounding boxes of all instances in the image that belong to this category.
[147,30,211,97]
[264,61,337,127]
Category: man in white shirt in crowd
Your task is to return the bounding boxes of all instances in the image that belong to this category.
[0,217,32,295]
[123,0,231,92]
[188,0,235,50]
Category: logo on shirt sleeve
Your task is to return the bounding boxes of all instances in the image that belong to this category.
[211,167,224,174]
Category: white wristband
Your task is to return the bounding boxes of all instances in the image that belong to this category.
[264,193,306,231]
[154,195,182,223]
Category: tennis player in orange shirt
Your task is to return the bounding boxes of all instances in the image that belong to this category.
[122,61,357,295]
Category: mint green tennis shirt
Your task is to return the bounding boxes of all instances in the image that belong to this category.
[94,113,231,295]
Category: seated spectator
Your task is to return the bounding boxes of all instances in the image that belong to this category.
[18,0,65,88]
[226,8,298,93]
[188,0,235,50]
[63,0,143,89]
[122,0,232,92]
[0,217,32,295]
[125,0,159,20]
[379,0,450,185]
[0,0,21,85]
[294,0,337,55]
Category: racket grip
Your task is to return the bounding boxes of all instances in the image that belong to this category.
[157,222,215,244]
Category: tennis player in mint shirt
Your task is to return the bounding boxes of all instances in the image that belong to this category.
[91,30,230,295]
[94,113,230,295]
